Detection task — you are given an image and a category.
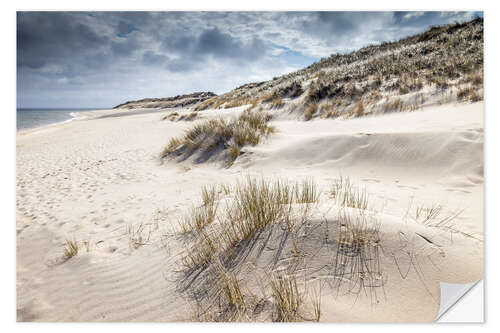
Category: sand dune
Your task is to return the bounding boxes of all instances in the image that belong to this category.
[16,102,483,322]
[245,103,483,180]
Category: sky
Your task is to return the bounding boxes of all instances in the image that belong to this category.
[17,11,482,109]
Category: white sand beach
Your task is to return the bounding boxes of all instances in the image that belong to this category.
[16,102,483,322]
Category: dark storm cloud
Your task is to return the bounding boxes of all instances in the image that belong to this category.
[17,11,482,108]
[295,11,394,46]
[142,51,169,66]
[17,12,109,69]
[160,26,268,72]
[117,20,136,37]
[196,28,265,59]
[280,11,482,53]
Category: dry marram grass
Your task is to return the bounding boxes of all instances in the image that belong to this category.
[160,111,275,165]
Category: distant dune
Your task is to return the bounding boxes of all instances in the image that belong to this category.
[191,18,483,118]
[114,91,217,110]
[114,18,483,120]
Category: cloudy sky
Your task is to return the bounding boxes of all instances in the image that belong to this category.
[17,11,481,108]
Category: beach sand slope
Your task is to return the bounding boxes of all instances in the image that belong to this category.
[16,102,483,322]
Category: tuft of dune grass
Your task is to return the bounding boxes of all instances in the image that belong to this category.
[160,111,275,165]
[332,210,383,302]
[269,272,303,322]
[126,223,152,250]
[63,240,79,260]
[295,178,319,204]
[179,200,218,234]
[304,104,317,121]
[330,176,369,210]
[179,177,320,273]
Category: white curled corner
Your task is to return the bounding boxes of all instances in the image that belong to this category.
[437,280,482,321]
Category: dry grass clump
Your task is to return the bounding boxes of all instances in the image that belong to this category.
[409,202,483,242]
[181,229,220,271]
[259,81,303,109]
[469,91,482,102]
[330,176,369,210]
[179,202,218,234]
[260,92,275,104]
[317,101,341,118]
[162,111,198,122]
[245,99,260,112]
[382,97,405,113]
[193,97,217,111]
[62,240,80,260]
[224,98,251,109]
[221,178,296,248]
[269,272,303,322]
[202,184,219,207]
[160,111,275,165]
[282,81,304,98]
[178,186,220,234]
[324,109,340,118]
[179,177,319,273]
[333,211,384,303]
[457,87,473,100]
[413,203,464,230]
[457,86,482,102]
[194,263,312,322]
[205,263,259,322]
[218,266,246,310]
[272,81,304,99]
[295,178,319,204]
[61,239,91,261]
[309,285,322,322]
[415,203,443,225]
[394,76,423,95]
[304,104,318,121]
[190,262,251,322]
[351,101,365,117]
[269,97,285,109]
[220,183,232,196]
[184,112,198,121]
[126,223,152,250]
[468,72,483,86]
[161,112,179,121]
[178,176,390,321]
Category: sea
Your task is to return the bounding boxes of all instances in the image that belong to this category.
[16,108,98,131]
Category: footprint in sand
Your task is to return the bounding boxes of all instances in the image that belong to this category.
[107,246,118,253]
[446,188,471,194]
[362,178,381,183]
[397,184,419,190]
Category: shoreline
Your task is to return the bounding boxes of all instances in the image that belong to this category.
[16,109,111,136]
[16,111,86,135]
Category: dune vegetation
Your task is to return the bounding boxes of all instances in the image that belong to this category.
[192,18,483,120]
[160,110,275,165]
[173,175,467,321]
